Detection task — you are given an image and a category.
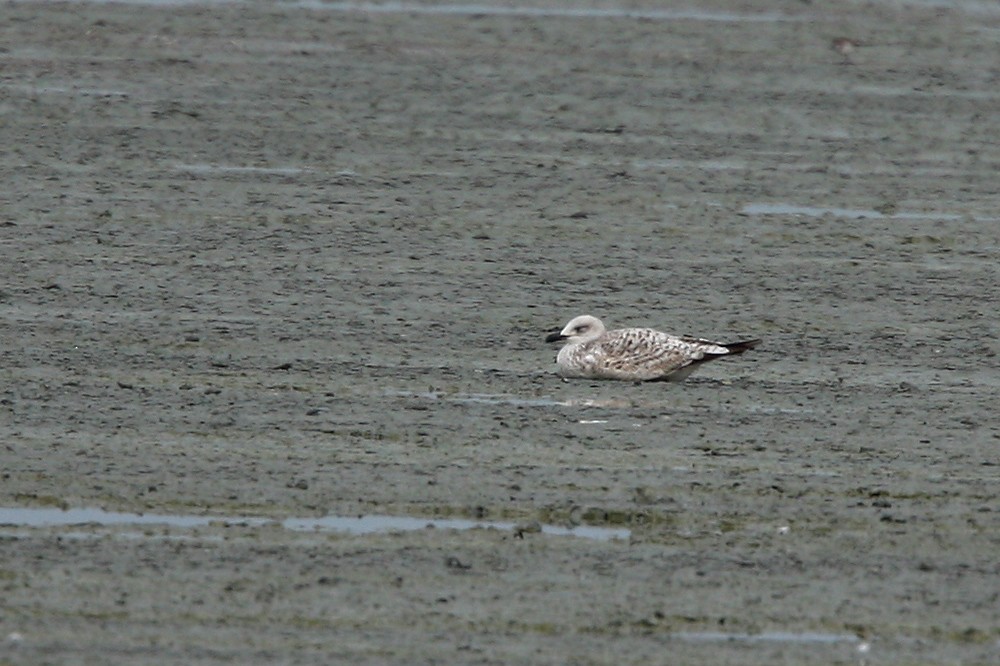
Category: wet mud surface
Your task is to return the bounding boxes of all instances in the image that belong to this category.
[2,1,999,663]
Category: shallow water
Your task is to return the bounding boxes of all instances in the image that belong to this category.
[311,2,800,22]
[58,0,802,21]
[740,202,994,221]
[0,506,631,541]
[172,163,310,176]
[675,630,861,645]
[385,389,638,409]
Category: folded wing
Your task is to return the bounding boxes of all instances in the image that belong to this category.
[586,328,716,381]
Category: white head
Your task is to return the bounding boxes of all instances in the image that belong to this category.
[546,315,606,345]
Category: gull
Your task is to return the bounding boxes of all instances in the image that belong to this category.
[545,315,760,382]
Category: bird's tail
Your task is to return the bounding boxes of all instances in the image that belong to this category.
[723,339,761,355]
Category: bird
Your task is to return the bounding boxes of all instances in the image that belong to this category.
[545,315,760,382]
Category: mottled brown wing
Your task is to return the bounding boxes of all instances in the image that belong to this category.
[587,328,700,380]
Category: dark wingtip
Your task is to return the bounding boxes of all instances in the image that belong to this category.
[724,339,761,354]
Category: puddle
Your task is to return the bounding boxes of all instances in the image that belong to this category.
[742,202,999,222]
[48,0,802,21]
[385,389,634,409]
[388,390,790,414]
[432,392,571,407]
[172,163,309,176]
[0,84,130,97]
[0,507,267,529]
[674,630,861,645]
[308,2,800,22]
[0,507,630,541]
[285,514,630,540]
[450,394,635,409]
[633,158,750,171]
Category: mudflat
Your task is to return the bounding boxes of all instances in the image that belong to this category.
[2,1,998,663]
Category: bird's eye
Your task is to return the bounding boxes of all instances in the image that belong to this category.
[575,326,587,333]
